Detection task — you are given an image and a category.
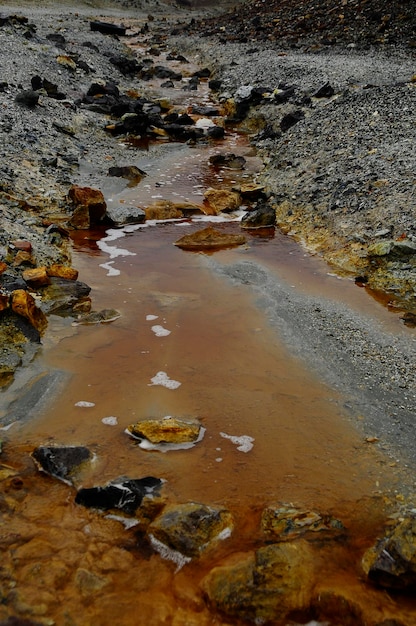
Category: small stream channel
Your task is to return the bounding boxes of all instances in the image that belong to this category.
[2,24,415,625]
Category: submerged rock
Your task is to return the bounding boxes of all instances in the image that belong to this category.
[174,227,246,251]
[75,477,164,515]
[148,502,233,558]
[32,445,92,485]
[261,504,344,539]
[362,513,416,589]
[73,308,121,325]
[126,416,202,444]
[202,541,315,623]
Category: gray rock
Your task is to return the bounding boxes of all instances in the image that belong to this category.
[105,204,146,225]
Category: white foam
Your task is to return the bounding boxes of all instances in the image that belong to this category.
[151,325,171,337]
[127,426,206,453]
[149,534,191,572]
[146,314,158,321]
[148,371,181,389]
[97,238,136,259]
[75,401,95,408]
[105,514,139,529]
[220,432,254,453]
[99,261,120,276]
[102,416,118,426]
[0,422,17,431]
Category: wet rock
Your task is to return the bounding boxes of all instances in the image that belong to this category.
[207,125,225,139]
[75,477,163,515]
[67,185,107,229]
[261,504,344,539]
[401,311,416,328]
[106,204,146,225]
[202,541,315,622]
[73,308,121,325]
[15,90,39,108]
[144,200,183,220]
[32,445,92,485]
[11,289,47,334]
[209,153,246,169]
[362,513,416,589]
[203,188,241,214]
[148,503,233,558]
[163,123,204,141]
[239,182,266,201]
[107,165,147,185]
[311,588,365,625]
[22,267,51,288]
[174,227,246,251]
[126,416,202,444]
[40,277,91,316]
[241,202,276,229]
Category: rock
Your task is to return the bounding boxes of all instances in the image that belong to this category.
[239,182,266,201]
[31,446,92,485]
[15,90,39,108]
[89,20,126,36]
[280,110,305,132]
[144,200,183,220]
[56,55,77,71]
[203,188,241,214]
[207,125,225,139]
[105,204,146,225]
[0,293,9,312]
[75,477,163,515]
[261,504,344,539]
[109,54,142,76]
[22,267,51,288]
[367,241,392,257]
[0,261,7,275]
[401,311,416,328]
[67,185,107,229]
[362,513,416,589]
[241,202,276,229]
[202,541,315,623]
[73,308,121,325]
[107,165,147,185]
[47,265,79,281]
[313,82,335,98]
[40,277,91,315]
[174,227,246,251]
[126,417,202,444]
[148,503,233,558]
[11,240,32,253]
[10,289,47,334]
[209,153,246,169]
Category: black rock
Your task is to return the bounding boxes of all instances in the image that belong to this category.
[32,445,92,483]
[90,20,126,37]
[241,202,276,228]
[313,82,335,98]
[280,110,304,132]
[75,477,163,515]
[15,90,39,108]
[109,55,142,76]
[207,126,225,139]
[46,32,66,47]
[208,79,222,91]
[193,67,211,78]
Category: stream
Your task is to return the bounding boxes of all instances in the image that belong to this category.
[1,22,415,626]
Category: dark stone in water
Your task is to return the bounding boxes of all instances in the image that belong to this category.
[32,445,92,484]
[75,477,163,515]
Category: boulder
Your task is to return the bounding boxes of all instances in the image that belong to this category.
[47,265,79,281]
[174,226,246,251]
[106,204,146,225]
[11,289,47,334]
[362,514,416,589]
[144,200,183,221]
[32,446,92,485]
[202,541,315,623]
[75,477,163,515]
[241,202,276,229]
[22,267,51,288]
[203,188,241,214]
[148,502,233,558]
[67,185,107,229]
[126,416,201,444]
[261,504,344,539]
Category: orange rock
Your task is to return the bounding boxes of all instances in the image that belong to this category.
[68,185,107,229]
[13,251,33,267]
[12,240,32,252]
[0,293,9,312]
[203,188,241,215]
[144,200,183,221]
[11,289,47,334]
[0,261,7,276]
[22,267,51,288]
[47,265,79,281]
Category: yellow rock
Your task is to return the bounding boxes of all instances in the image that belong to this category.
[11,289,48,334]
[127,417,200,444]
[47,264,79,281]
[203,188,241,214]
[22,267,51,287]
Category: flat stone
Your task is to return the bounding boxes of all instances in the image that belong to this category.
[127,417,201,444]
[261,504,344,539]
[174,226,246,251]
[75,477,163,515]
